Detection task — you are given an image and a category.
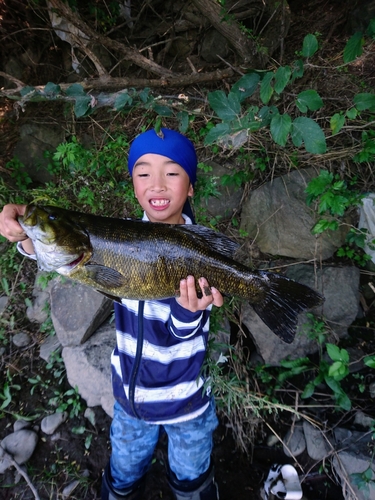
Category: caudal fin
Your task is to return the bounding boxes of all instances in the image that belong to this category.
[252,272,324,344]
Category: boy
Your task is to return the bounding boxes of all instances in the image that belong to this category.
[0,128,223,500]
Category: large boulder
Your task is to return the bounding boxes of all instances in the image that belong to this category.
[240,168,351,260]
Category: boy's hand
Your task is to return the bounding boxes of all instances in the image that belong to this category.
[177,276,224,312]
[0,204,28,242]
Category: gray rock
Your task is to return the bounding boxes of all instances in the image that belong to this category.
[11,332,31,348]
[0,296,8,316]
[283,425,306,458]
[201,28,229,63]
[0,429,38,466]
[62,320,116,417]
[240,168,351,260]
[303,421,329,461]
[26,271,53,324]
[354,410,375,429]
[332,428,375,500]
[39,334,61,362]
[13,420,31,432]
[200,161,243,221]
[41,411,68,435]
[50,278,113,346]
[243,264,359,365]
[370,381,375,399]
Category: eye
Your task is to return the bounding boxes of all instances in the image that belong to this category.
[48,214,57,221]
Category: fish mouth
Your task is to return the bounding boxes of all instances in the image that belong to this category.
[66,253,85,269]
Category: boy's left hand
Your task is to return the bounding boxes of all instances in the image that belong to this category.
[177,276,224,312]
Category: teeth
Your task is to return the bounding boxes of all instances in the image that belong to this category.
[151,199,169,207]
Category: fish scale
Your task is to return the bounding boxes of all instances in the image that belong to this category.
[19,205,324,343]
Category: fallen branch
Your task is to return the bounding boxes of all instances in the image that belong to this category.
[1,449,40,500]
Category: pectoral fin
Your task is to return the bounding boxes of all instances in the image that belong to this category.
[85,264,127,289]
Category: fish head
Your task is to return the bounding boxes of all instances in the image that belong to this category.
[18,204,92,272]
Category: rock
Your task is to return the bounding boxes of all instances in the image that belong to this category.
[26,271,53,324]
[370,381,375,398]
[0,429,38,466]
[13,123,65,184]
[283,425,306,458]
[62,320,116,417]
[50,278,113,346]
[331,428,375,500]
[84,407,96,426]
[13,420,31,432]
[0,296,9,315]
[201,161,244,221]
[39,334,61,362]
[11,332,31,348]
[240,168,351,260]
[41,411,68,435]
[243,264,359,365]
[354,410,375,429]
[303,421,329,461]
[201,28,229,63]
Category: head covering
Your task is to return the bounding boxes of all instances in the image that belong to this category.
[128,128,198,185]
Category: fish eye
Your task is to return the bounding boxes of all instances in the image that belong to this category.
[48,214,57,221]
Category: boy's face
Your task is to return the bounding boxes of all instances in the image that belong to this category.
[132,153,194,224]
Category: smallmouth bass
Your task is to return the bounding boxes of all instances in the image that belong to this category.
[18,205,324,343]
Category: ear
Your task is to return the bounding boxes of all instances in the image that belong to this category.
[188,183,194,197]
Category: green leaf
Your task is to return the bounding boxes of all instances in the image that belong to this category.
[177,111,190,133]
[326,343,342,361]
[259,72,274,104]
[20,86,36,97]
[114,92,132,111]
[291,117,326,153]
[354,93,375,112]
[65,83,86,97]
[301,381,316,399]
[296,90,323,112]
[139,87,151,103]
[43,82,61,96]
[312,219,338,233]
[291,59,304,81]
[364,355,375,369]
[346,108,358,119]
[208,90,241,121]
[231,72,260,102]
[204,123,231,145]
[343,32,364,63]
[270,113,292,146]
[152,104,173,117]
[74,96,92,118]
[336,391,352,411]
[301,34,319,58]
[330,113,346,135]
[274,66,291,94]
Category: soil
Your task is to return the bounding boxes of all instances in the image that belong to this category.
[1,0,375,499]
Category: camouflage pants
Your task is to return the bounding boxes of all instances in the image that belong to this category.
[109,398,218,490]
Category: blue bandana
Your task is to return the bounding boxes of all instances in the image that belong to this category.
[128,128,198,185]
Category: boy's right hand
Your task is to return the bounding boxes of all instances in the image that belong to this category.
[0,204,28,242]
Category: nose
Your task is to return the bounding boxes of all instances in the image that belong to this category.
[150,174,166,191]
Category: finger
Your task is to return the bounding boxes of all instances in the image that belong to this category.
[211,287,224,307]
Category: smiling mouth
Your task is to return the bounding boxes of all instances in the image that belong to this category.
[150,199,169,207]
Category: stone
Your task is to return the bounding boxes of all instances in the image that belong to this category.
[26,271,53,324]
[240,168,351,260]
[242,264,359,365]
[200,161,244,221]
[13,420,31,432]
[62,320,116,417]
[201,28,229,63]
[11,332,31,348]
[0,430,38,465]
[354,410,375,429]
[39,334,61,363]
[331,428,375,500]
[41,411,68,435]
[283,425,306,458]
[0,296,9,316]
[50,278,113,346]
[303,421,329,461]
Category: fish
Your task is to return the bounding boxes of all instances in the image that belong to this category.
[18,204,324,343]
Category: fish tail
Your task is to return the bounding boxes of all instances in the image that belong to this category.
[252,272,324,344]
